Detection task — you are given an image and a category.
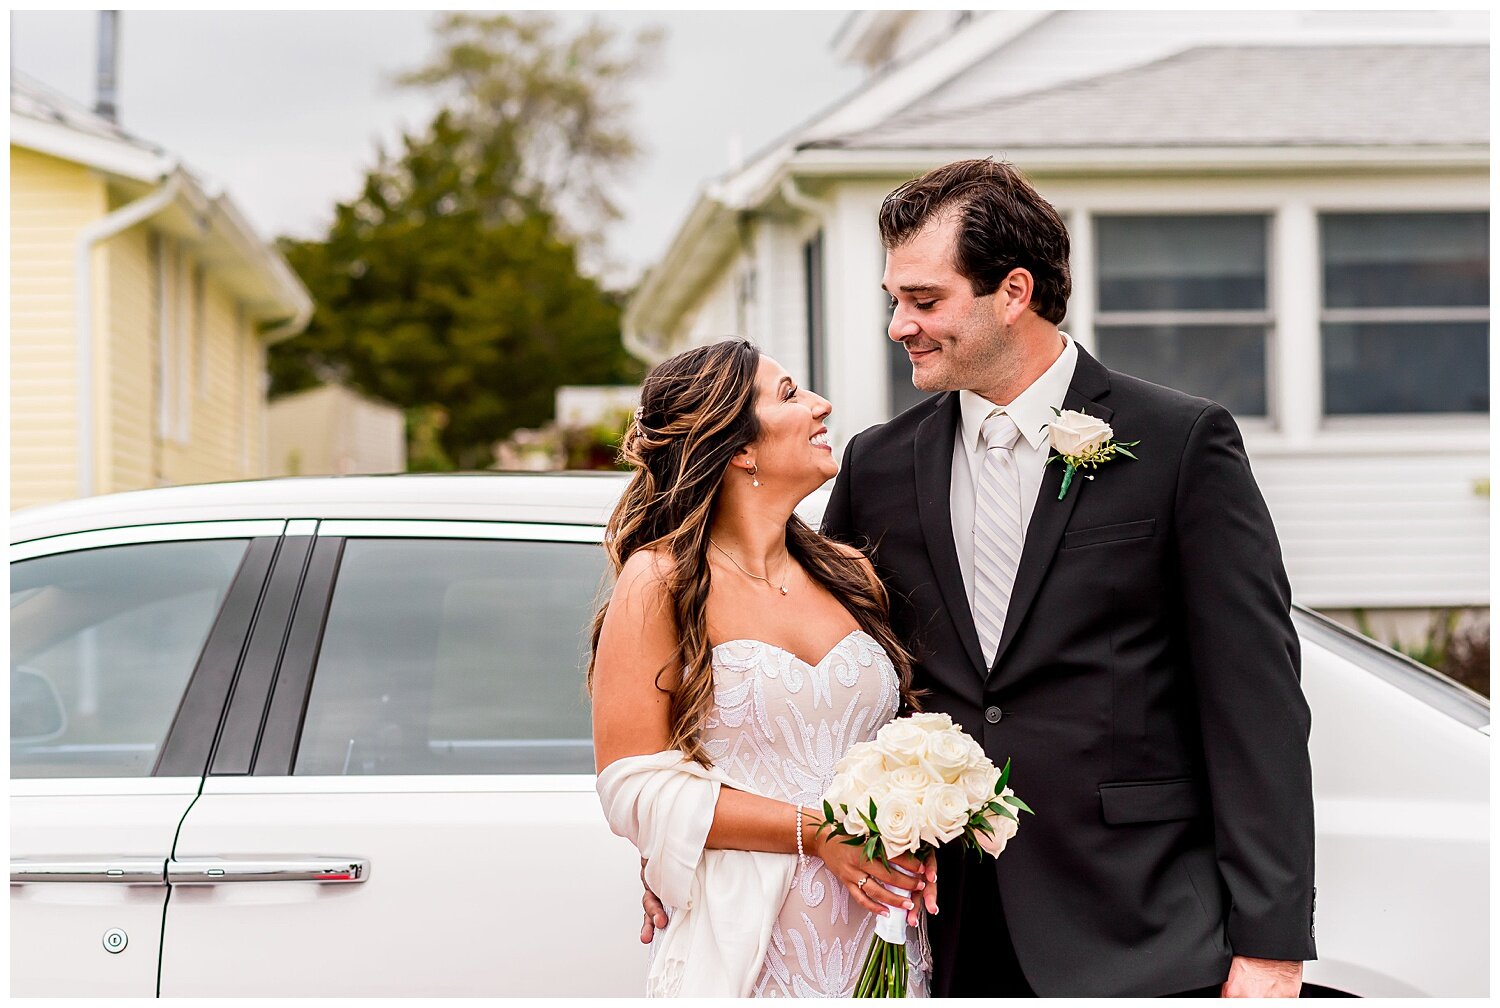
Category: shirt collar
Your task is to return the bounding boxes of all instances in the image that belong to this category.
[959,331,1079,453]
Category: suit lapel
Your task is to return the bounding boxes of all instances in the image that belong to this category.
[913,393,987,677]
[987,347,1114,680]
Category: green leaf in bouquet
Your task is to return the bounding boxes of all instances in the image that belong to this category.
[972,817,995,836]
[997,758,1011,792]
[823,799,836,823]
[992,804,1018,823]
[1003,794,1034,815]
[868,797,879,821]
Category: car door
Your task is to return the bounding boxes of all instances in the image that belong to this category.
[159,519,646,996]
[9,520,284,996]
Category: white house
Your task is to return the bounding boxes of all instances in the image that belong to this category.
[623,10,1489,628]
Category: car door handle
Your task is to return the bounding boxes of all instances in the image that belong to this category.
[166,857,368,884]
[11,857,167,885]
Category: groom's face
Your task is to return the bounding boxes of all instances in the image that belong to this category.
[882,213,1012,396]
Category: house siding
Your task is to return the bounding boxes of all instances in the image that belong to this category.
[1255,448,1489,609]
[11,146,276,507]
[9,147,101,509]
[159,268,265,486]
[104,222,156,492]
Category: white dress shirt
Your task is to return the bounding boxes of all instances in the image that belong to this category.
[950,332,1080,613]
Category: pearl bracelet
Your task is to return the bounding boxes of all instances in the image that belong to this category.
[794,805,807,882]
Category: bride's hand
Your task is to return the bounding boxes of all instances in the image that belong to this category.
[810,829,929,919]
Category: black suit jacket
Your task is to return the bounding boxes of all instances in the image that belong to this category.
[822,346,1316,997]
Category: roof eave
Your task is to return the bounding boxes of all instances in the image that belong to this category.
[622,189,740,364]
[785,143,1492,175]
[13,115,312,335]
[11,109,168,182]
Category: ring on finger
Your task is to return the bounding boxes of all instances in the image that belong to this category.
[856,873,870,890]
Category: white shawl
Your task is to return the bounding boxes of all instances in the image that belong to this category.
[595,750,797,997]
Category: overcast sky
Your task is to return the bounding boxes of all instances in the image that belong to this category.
[9,10,863,285]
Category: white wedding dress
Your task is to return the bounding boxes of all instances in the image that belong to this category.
[686,628,932,998]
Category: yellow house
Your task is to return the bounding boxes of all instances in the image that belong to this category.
[9,73,312,510]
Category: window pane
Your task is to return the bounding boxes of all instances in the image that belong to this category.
[1323,212,1488,309]
[294,538,606,776]
[1097,324,1267,417]
[10,539,249,778]
[1323,321,1488,414]
[1097,216,1267,312]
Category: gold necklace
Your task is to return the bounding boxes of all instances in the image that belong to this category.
[709,538,790,596]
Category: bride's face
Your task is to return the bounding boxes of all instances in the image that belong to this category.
[739,354,836,491]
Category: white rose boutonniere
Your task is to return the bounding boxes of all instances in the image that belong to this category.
[1043,407,1140,500]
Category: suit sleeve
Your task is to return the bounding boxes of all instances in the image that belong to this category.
[821,432,860,546]
[1174,403,1316,963]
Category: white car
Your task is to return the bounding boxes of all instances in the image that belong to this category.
[9,474,1489,997]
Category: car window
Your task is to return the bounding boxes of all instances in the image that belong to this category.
[10,539,250,778]
[293,537,606,775]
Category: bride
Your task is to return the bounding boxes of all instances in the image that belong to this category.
[590,338,935,997]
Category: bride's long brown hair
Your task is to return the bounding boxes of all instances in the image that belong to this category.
[587,338,919,766]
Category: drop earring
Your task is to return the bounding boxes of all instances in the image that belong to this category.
[749,462,761,488]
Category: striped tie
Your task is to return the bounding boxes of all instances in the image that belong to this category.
[973,410,1024,669]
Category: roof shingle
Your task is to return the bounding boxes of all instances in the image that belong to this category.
[811,45,1488,151]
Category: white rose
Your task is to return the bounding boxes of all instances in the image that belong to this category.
[837,778,889,837]
[977,797,1021,857]
[839,749,888,793]
[962,737,992,772]
[875,718,929,766]
[920,729,975,784]
[919,782,972,846]
[905,712,955,734]
[959,765,1002,808]
[833,739,882,775]
[839,800,871,837]
[888,764,935,794]
[874,790,922,857]
[1048,409,1113,457]
[822,777,854,817]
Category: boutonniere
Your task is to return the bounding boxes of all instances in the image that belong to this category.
[1041,408,1139,500]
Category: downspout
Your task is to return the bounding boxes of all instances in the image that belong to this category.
[74,171,181,498]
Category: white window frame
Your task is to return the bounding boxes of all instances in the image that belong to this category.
[1314,208,1489,428]
[1048,172,1486,456]
[1088,210,1278,426]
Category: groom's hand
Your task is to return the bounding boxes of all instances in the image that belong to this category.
[640,857,668,944]
[1221,956,1302,997]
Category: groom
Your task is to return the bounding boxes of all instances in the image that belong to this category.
[820,159,1315,997]
[640,158,1316,996]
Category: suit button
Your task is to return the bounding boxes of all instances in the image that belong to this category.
[984,706,1003,723]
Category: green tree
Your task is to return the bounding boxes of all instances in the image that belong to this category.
[270,13,654,469]
[395,12,662,252]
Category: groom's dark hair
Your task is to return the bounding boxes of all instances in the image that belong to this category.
[878,158,1071,324]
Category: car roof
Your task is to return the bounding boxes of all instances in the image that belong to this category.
[9,472,633,544]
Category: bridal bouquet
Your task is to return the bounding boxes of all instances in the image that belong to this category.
[817,712,1031,998]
